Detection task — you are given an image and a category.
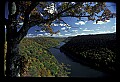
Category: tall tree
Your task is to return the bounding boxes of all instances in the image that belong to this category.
[5,1,116,77]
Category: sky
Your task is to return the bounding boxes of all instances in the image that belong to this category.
[5,2,116,37]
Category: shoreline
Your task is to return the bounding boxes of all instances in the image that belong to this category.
[60,47,117,77]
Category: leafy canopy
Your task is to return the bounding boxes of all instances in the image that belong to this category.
[13,2,116,35]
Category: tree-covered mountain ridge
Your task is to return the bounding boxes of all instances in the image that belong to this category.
[18,37,69,77]
[60,33,117,75]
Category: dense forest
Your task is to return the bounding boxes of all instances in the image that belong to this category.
[5,37,70,77]
[60,33,118,75]
[19,37,70,77]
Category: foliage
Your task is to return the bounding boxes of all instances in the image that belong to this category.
[60,33,117,74]
[19,37,69,77]
[7,2,116,41]
[31,37,60,49]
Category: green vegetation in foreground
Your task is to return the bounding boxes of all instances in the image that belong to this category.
[19,37,69,77]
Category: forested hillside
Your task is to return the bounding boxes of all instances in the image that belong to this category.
[60,33,117,75]
[18,37,69,77]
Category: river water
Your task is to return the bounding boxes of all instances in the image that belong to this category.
[49,42,109,77]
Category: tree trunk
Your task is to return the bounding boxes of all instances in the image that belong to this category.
[6,40,22,77]
[5,1,40,77]
[5,1,21,77]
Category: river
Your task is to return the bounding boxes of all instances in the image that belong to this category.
[49,42,109,77]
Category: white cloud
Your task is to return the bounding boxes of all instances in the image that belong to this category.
[52,34,56,37]
[26,33,35,37]
[64,30,68,32]
[40,30,45,32]
[114,23,116,25]
[28,34,34,36]
[44,3,58,14]
[59,23,64,26]
[37,34,43,36]
[75,23,79,25]
[57,32,61,35]
[100,31,112,33]
[72,30,78,33]
[51,23,71,27]
[61,27,66,30]
[79,28,82,29]
[75,21,87,25]
[51,23,59,26]
[83,29,94,32]
[54,24,59,26]
[44,33,51,36]
[78,33,88,35]
[60,23,67,26]
[19,22,23,25]
[98,27,101,28]
[52,33,64,37]
[93,20,110,25]
[59,35,64,37]
[66,26,71,29]
[93,31,113,34]
[83,28,94,32]
[65,33,71,36]
[57,32,64,36]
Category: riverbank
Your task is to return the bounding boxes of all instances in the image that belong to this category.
[60,33,117,76]
[60,48,116,77]
[49,42,110,77]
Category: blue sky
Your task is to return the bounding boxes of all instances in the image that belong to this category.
[5,2,116,37]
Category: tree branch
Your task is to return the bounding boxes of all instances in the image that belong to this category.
[25,3,89,28]
[29,15,90,25]
[59,19,70,27]
[43,2,83,24]
[16,1,39,43]
[58,2,82,15]
[15,2,90,42]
